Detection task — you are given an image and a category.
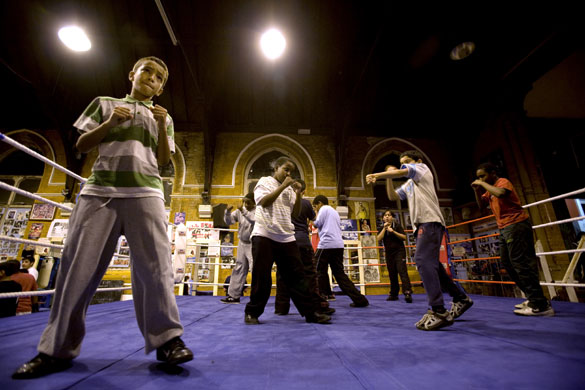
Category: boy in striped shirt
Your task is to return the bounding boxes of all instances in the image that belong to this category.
[13,57,193,379]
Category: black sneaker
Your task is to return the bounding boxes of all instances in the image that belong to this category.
[274,310,289,315]
[245,313,260,324]
[306,312,331,324]
[404,294,413,303]
[320,307,336,315]
[156,337,194,365]
[220,296,240,304]
[350,300,369,308]
[386,295,399,301]
[326,295,336,301]
[12,353,72,379]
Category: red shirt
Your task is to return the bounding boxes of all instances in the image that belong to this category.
[482,178,529,229]
[11,272,37,313]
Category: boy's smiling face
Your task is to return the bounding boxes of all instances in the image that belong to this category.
[129,60,167,101]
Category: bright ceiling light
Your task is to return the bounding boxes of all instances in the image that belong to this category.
[450,41,475,61]
[58,26,92,52]
[260,28,286,60]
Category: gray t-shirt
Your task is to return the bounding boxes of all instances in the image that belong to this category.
[396,163,445,231]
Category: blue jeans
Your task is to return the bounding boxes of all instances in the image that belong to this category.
[414,223,466,307]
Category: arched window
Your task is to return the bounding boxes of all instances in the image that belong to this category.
[0,150,44,205]
[245,151,302,194]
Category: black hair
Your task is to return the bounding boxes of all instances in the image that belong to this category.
[312,195,329,205]
[244,192,255,203]
[477,162,497,174]
[132,56,169,87]
[296,179,306,192]
[0,261,17,276]
[400,150,423,162]
[270,156,296,172]
[5,260,21,275]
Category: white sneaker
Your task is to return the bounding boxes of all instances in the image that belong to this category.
[415,310,454,331]
[514,305,555,317]
[514,300,529,309]
[449,297,473,319]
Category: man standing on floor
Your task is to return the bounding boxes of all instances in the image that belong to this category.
[221,193,256,304]
[366,150,473,331]
[472,162,554,316]
[312,195,369,308]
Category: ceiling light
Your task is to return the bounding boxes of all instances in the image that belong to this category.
[58,26,91,52]
[450,41,475,61]
[260,28,286,60]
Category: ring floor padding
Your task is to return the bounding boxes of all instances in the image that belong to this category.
[1,294,584,389]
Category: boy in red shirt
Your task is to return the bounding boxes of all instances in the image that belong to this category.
[472,163,553,316]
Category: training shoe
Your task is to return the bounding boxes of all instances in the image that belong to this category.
[415,310,454,331]
[350,300,369,308]
[12,353,72,379]
[306,312,331,324]
[449,297,474,319]
[220,296,240,304]
[327,295,336,301]
[386,295,399,301]
[245,314,260,324]
[514,300,529,309]
[320,307,336,315]
[274,310,289,315]
[514,305,555,317]
[404,294,413,303]
[156,337,194,365]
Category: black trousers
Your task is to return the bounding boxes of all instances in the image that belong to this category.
[275,245,326,313]
[499,219,548,309]
[245,236,317,318]
[385,249,412,296]
[315,248,368,305]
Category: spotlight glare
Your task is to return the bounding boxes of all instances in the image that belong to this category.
[58,26,92,52]
[260,28,286,60]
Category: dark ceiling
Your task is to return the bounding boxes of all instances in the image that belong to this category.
[1,1,581,140]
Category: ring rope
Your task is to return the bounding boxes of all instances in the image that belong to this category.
[0,181,73,211]
[522,187,585,209]
[0,133,87,183]
[0,235,64,249]
[531,215,585,230]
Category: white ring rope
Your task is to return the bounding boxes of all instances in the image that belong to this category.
[0,235,64,250]
[535,248,585,256]
[532,215,585,230]
[522,187,585,209]
[0,133,87,183]
[0,181,73,211]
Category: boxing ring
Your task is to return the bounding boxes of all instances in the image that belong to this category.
[1,132,585,389]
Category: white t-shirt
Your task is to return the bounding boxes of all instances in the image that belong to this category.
[396,163,445,231]
[251,176,296,243]
[26,267,38,281]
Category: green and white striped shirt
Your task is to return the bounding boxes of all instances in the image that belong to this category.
[74,95,175,199]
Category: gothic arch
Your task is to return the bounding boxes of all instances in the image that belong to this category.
[2,129,65,186]
[358,137,444,192]
[212,134,321,192]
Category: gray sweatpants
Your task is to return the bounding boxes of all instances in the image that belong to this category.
[227,241,253,299]
[38,196,183,359]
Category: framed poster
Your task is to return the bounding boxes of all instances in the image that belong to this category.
[340,219,358,241]
[28,223,44,239]
[30,203,56,221]
[47,219,69,238]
